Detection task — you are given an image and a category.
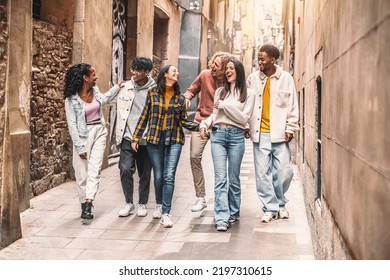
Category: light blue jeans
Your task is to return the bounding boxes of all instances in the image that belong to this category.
[253,133,293,213]
[211,125,245,226]
[147,141,182,215]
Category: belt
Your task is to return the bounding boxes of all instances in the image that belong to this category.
[87,121,101,126]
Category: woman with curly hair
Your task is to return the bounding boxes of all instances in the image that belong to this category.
[131,65,199,228]
[63,63,124,221]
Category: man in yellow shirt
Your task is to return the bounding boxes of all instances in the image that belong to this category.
[247,44,299,223]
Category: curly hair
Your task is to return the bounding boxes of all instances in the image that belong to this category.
[63,63,91,99]
[219,56,247,103]
[208,51,231,70]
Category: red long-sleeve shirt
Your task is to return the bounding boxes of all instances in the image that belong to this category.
[184,69,224,123]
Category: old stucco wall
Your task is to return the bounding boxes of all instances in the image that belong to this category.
[142,0,181,67]
[40,0,76,30]
[0,0,8,205]
[294,0,390,259]
[84,0,113,92]
[30,20,73,196]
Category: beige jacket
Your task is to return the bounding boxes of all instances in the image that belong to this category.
[246,65,299,143]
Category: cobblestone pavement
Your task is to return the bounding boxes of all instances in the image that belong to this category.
[0,135,314,260]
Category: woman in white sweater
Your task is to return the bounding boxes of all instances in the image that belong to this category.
[200,57,255,231]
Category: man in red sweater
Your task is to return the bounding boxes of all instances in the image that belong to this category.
[185,51,230,212]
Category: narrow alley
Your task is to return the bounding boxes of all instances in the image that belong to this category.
[0,136,313,260]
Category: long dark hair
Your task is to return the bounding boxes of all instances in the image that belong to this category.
[156,65,181,95]
[219,57,247,103]
[63,63,91,99]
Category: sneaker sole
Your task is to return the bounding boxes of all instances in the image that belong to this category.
[160,220,173,228]
[137,213,148,217]
[161,224,173,228]
[216,226,228,231]
[191,205,207,212]
[118,212,131,217]
[279,212,289,219]
[81,219,93,225]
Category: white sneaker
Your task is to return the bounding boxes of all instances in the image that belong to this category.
[118,203,135,217]
[137,204,148,217]
[191,197,207,212]
[279,207,289,219]
[261,211,278,223]
[153,204,162,219]
[160,214,173,228]
[216,223,228,231]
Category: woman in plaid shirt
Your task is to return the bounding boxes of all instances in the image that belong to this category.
[131,65,199,228]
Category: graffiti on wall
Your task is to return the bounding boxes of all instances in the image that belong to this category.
[112,0,127,85]
[110,0,127,154]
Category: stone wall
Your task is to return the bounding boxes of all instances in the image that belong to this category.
[30,20,73,196]
[0,1,7,193]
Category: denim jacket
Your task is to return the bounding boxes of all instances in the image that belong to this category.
[65,85,120,154]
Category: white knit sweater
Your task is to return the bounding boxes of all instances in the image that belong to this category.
[200,85,255,130]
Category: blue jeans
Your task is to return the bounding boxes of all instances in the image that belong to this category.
[147,141,182,214]
[253,133,293,212]
[211,125,245,226]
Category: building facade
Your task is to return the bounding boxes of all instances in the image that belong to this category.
[283,0,390,259]
[0,0,184,248]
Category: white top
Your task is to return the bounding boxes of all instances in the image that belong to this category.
[200,86,255,130]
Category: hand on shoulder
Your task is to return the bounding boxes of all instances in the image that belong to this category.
[117,80,125,88]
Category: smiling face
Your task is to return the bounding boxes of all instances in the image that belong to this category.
[225,61,236,84]
[132,68,149,86]
[84,67,97,87]
[211,56,225,80]
[258,51,275,74]
[164,66,180,85]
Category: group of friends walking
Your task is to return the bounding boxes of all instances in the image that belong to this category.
[63,44,299,231]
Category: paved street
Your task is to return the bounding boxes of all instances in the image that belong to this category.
[0,135,314,260]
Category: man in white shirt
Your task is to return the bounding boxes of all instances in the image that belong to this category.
[247,44,299,223]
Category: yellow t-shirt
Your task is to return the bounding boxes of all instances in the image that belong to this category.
[260,77,271,132]
[163,85,174,130]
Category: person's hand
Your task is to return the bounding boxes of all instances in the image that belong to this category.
[285,132,293,142]
[131,142,138,152]
[244,128,251,139]
[213,101,220,109]
[117,80,125,88]
[185,98,191,108]
[79,152,87,160]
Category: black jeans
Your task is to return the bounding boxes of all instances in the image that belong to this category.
[118,139,152,204]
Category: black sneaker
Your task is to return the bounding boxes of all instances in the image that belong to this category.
[80,203,85,218]
[81,202,94,220]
